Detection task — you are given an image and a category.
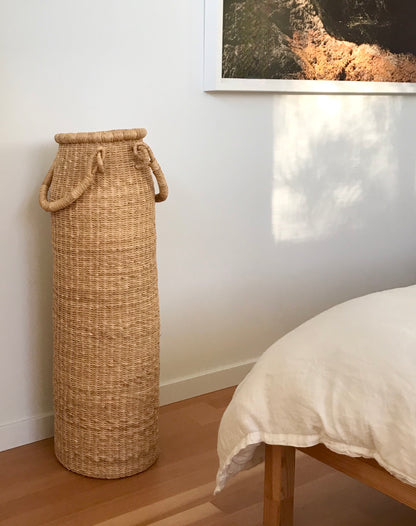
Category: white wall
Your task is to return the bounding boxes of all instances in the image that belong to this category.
[1,0,416,450]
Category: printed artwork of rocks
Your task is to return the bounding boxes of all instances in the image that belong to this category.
[222,0,416,82]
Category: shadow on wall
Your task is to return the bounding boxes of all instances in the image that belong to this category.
[273,95,401,243]
[270,94,416,327]
[22,144,56,417]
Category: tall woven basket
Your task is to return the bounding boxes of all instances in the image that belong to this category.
[39,128,168,479]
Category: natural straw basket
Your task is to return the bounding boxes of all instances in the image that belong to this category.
[39,128,168,479]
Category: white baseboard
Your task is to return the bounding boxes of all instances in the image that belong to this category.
[0,360,255,453]
[0,412,54,453]
[159,359,255,406]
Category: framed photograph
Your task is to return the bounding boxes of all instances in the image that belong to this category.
[204,0,416,93]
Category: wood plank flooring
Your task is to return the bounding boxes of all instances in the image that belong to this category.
[0,387,415,525]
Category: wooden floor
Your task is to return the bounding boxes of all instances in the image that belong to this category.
[1,387,416,525]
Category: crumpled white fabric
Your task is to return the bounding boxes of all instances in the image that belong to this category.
[216,285,416,493]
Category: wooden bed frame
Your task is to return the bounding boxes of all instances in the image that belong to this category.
[263,444,416,526]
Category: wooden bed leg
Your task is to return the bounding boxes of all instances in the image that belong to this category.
[263,445,296,526]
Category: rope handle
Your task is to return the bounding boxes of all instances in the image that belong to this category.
[39,147,104,212]
[39,141,167,212]
[133,142,168,202]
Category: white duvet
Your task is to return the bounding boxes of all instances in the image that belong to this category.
[216,285,416,493]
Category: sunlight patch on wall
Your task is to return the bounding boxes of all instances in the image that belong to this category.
[272,94,399,243]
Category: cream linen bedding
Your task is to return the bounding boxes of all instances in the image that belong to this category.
[216,285,416,493]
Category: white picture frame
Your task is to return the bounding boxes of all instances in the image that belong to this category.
[203,0,416,94]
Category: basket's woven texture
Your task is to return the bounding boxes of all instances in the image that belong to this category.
[39,128,168,478]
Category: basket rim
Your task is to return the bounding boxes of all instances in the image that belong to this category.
[55,128,148,144]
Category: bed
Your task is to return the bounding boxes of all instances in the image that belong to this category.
[215,285,416,525]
